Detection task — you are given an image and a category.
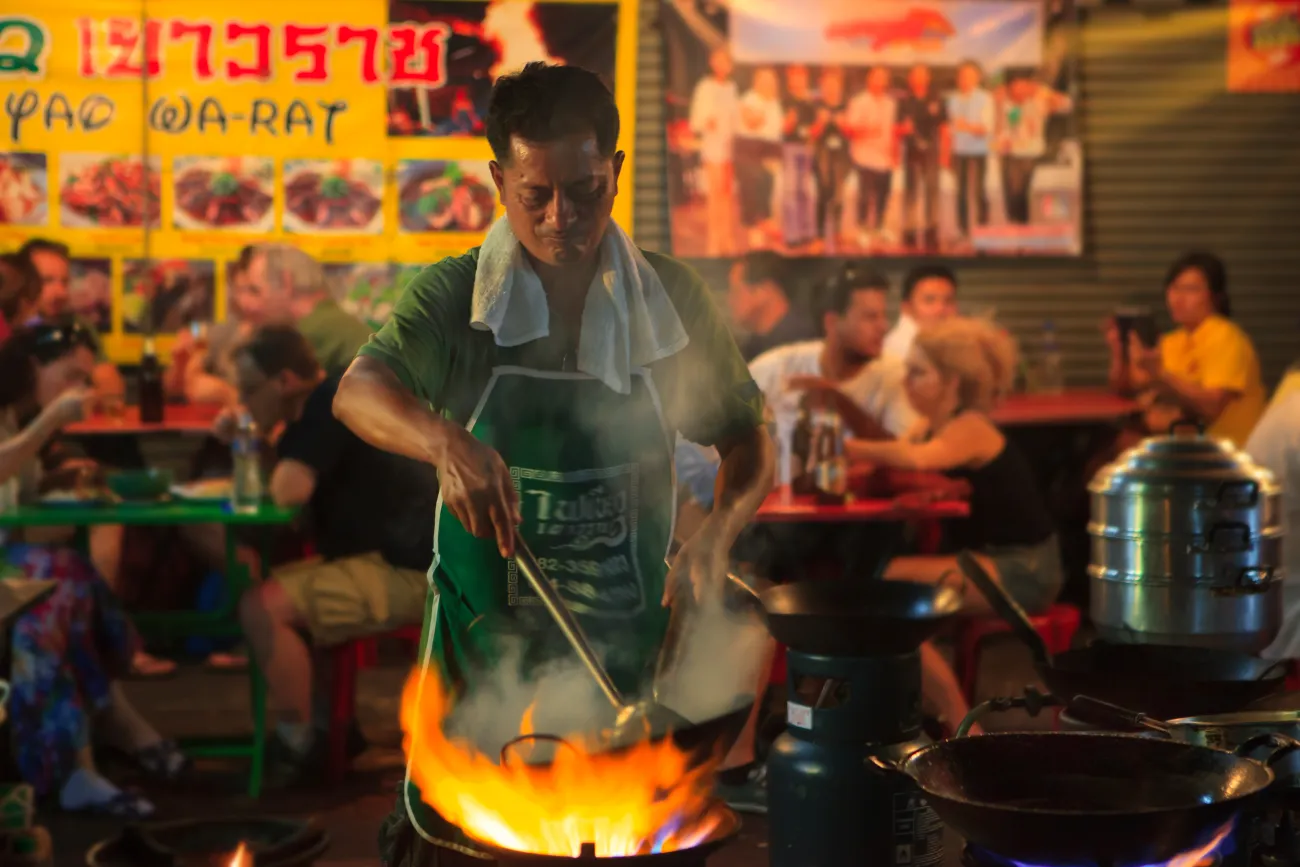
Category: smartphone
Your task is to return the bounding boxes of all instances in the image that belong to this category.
[1115,306,1158,353]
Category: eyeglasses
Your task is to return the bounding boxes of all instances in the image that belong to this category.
[34,321,93,348]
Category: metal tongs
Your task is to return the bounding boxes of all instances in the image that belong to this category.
[512,533,694,746]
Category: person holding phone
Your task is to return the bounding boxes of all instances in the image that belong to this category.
[1106,252,1265,447]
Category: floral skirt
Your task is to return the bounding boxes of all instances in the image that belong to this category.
[3,544,140,795]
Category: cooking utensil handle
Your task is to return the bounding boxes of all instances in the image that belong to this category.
[1237,732,1300,766]
[1258,660,1291,682]
[513,533,625,711]
[1067,695,1175,736]
[956,551,1052,665]
[868,755,915,780]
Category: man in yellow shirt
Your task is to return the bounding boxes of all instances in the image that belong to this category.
[1111,252,1265,447]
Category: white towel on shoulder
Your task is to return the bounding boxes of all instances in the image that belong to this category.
[471,218,690,394]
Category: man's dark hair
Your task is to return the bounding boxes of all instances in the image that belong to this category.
[485,63,620,163]
[18,237,70,262]
[735,250,789,294]
[902,265,958,302]
[237,325,321,380]
[824,261,890,317]
[0,319,98,410]
[234,244,256,274]
[1165,251,1231,318]
[0,252,41,322]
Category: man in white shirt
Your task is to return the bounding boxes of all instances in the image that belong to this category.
[689,47,740,256]
[845,66,898,248]
[997,71,1073,223]
[1247,368,1300,661]
[882,264,959,360]
[948,61,995,238]
[736,67,784,248]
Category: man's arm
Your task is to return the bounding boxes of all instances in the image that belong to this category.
[334,356,459,466]
[708,424,775,542]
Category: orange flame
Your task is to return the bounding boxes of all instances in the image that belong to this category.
[482,0,559,80]
[400,666,727,856]
[1008,818,1235,867]
[228,842,252,867]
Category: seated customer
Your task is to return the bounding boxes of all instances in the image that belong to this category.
[882,265,959,361]
[232,326,436,783]
[846,316,1062,731]
[1108,252,1264,447]
[0,253,42,342]
[0,323,184,817]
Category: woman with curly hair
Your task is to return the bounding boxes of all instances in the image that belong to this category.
[847,316,1063,729]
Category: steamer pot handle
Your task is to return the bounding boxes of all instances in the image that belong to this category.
[1187,522,1252,555]
[1237,732,1300,766]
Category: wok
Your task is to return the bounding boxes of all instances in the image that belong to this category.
[874,730,1299,866]
[761,578,964,655]
[956,552,1288,718]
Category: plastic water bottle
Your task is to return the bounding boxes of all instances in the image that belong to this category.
[230,411,263,514]
[1039,320,1065,395]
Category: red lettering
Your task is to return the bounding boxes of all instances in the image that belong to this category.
[105,17,163,79]
[225,22,273,81]
[76,18,96,77]
[170,20,215,81]
[284,24,330,82]
[337,25,381,84]
[390,23,450,86]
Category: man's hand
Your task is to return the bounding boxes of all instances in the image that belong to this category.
[438,426,521,558]
[786,374,838,394]
[663,516,730,607]
[211,407,241,445]
[46,387,96,428]
[1130,333,1163,379]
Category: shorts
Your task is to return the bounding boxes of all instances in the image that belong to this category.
[274,552,428,646]
[984,535,1064,615]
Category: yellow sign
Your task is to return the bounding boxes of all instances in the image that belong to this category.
[0,0,637,360]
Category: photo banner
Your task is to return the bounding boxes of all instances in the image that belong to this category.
[661,0,1082,259]
[1228,0,1300,92]
[0,0,636,362]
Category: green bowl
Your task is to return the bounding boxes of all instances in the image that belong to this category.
[106,469,174,501]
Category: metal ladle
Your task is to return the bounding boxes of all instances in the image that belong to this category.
[511,534,694,745]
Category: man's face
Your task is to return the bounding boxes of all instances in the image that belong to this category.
[786,65,810,98]
[957,64,980,92]
[909,64,931,95]
[241,254,294,325]
[710,48,733,79]
[903,277,958,329]
[491,133,623,269]
[30,249,70,319]
[1010,78,1035,102]
[234,354,288,433]
[755,68,778,100]
[867,67,889,94]
[830,288,890,360]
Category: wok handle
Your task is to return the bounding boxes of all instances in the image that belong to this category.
[868,755,916,781]
[955,551,1051,665]
[513,533,626,711]
[1237,732,1300,766]
[1067,695,1175,737]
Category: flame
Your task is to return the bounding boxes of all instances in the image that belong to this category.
[400,666,727,857]
[228,843,252,867]
[482,0,558,80]
[1003,818,1236,867]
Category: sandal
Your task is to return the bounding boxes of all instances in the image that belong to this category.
[204,650,248,672]
[135,739,190,782]
[77,790,156,819]
[129,651,178,679]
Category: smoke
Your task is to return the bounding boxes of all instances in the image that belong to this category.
[443,583,773,762]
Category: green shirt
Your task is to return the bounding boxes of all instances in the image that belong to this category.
[297,298,374,378]
[359,247,764,448]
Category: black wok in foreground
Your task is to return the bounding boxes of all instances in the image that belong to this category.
[876,732,1292,866]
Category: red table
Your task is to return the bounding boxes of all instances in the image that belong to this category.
[755,492,970,523]
[66,403,222,436]
[993,390,1139,427]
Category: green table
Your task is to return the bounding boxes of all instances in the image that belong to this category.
[0,499,298,798]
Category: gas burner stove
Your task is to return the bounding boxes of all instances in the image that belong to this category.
[959,802,1300,867]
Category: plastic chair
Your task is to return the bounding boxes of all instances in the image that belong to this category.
[954,602,1082,702]
[327,624,423,783]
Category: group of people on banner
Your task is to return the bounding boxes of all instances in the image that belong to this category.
[682,51,1075,258]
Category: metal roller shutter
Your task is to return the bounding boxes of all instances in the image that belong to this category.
[632,0,1300,386]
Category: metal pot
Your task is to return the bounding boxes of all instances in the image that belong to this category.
[1088,424,1283,652]
[1162,711,1300,787]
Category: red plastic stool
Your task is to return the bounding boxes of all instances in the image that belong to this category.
[954,603,1081,703]
[770,643,788,687]
[327,624,424,783]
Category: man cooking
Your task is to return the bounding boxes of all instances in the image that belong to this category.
[332,63,774,866]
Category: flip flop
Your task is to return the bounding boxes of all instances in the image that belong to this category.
[134,739,190,782]
[204,650,249,672]
[74,790,156,820]
[129,651,178,680]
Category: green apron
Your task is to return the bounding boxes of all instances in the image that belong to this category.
[403,364,676,854]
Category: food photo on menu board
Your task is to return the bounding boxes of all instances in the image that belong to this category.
[173,157,276,232]
[121,260,216,335]
[283,159,385,235]
[325,262,433,329]
[59,153,163,230]
[397,161,497,234]
[0,152,49,227]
